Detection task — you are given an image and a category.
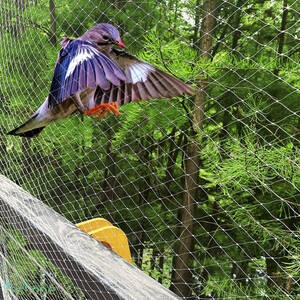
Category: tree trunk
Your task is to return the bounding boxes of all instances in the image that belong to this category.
[13,0,26,36]
[89,126,119,220]
[135,182,150,269]
[171,0,180,37]
[231,0,246,53]
[196,0,217,60]
[136,232,145,269]
[266,254,278,288]
[162,130,184,200]
[151,248,158,276]
[274,0,288,76]
[170,0,216,297]
[49,0,57,46]
[101,151,118,203]
[211,24,228,61]
[193,0,201,45]
[158,249,164,284]
[170,142,199,297]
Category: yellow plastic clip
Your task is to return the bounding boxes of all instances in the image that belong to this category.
[77,218,132,263]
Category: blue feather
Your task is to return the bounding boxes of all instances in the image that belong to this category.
[47,40,125,108]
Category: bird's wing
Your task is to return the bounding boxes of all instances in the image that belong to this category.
[48,40,126,108]
[93,49,195,107]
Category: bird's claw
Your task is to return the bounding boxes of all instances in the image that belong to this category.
[84,102,120,119]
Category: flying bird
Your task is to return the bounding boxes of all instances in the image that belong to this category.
[8,23,195,138]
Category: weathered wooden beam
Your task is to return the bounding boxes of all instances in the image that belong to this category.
[0,175,179,300]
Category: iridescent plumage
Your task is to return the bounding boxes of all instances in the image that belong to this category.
[8,23,194,137]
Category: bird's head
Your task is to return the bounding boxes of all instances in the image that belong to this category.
[79,23,126,49]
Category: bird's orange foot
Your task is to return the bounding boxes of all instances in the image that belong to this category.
[84,102,120,119]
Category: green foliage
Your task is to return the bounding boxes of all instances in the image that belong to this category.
[1,227,84,299]
[0,0,299,298]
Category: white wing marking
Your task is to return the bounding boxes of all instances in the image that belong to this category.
[128,63,154,84]
[65,48,97,78]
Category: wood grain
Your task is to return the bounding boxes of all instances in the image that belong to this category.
[0,175,179,300]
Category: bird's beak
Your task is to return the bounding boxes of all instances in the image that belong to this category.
[115,38,127,49]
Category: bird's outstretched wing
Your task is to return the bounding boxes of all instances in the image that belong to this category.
[93,49,195,107]
[48,40,126,108]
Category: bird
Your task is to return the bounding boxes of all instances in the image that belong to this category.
[8,23,195,138]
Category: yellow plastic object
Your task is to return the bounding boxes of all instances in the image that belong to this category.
[77,218,113,232]
[90,226,132,263]
[76,218,132,264]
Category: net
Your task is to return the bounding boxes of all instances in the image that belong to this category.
[0,0,299,299]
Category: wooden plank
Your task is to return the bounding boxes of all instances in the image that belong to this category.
[0,175,179,300]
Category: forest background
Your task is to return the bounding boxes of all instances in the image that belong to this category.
[0,0,299,298]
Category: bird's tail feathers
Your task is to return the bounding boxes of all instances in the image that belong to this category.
[7,115,45,138]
